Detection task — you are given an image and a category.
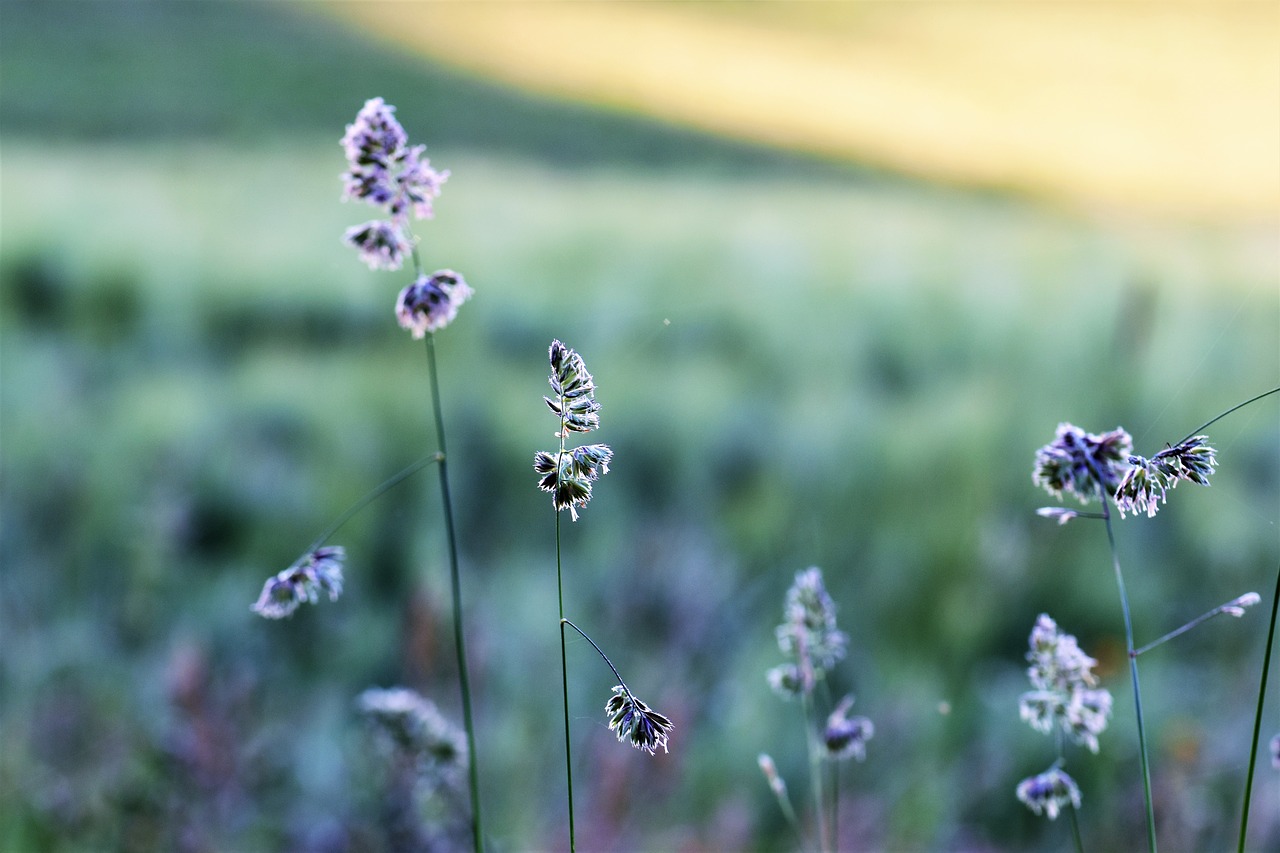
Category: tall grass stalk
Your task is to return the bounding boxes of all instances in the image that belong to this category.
[801,692,828,853]
[556,509,577,851]
[1237,561,1280,853]
[422,329,484,853]
[1099,498,1157,853]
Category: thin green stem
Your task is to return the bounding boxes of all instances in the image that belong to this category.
[302,454,439,555]
[1237,561,1280,853]
[1132,594,1259,658]
[424,335,483,853]
[561,618,628,692]
[1176,386,1280,446]
[830,761,839,851]
[557,511,576,852]
[801,691,828,853]
[1068,802,1085,853]
[1101,500,1157,853]
[759,754,806,850]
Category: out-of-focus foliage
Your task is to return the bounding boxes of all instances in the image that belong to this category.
[2,2,1277,851]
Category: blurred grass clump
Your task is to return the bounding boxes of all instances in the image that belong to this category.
[2,2,1277,850]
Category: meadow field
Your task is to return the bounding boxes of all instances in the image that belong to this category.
[2,3,1278,851]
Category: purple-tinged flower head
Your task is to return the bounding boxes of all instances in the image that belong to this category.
[342,97,407,173]
[341,98,449,216]
[395,270,473,338]
[1033,423,1133,505]
[340,98,449,270]
[1035,507,1080,525]
[535,341,611,520]
[1019,614,1112,753]
[1271,733,1280,770]
[392,144,450,220]
[1114,435,1218,519]
[252,546,345,619]
[605,686,673,755]
[1016,766,1081,820]
[823,695,874,761]
[776,567,848,673]
[343,219,412,271]
[357,686,467,773]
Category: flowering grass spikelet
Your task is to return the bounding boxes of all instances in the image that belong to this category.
[777,567,848,672]
[1033,423,1132,504]
[340,97,449,271]
[1222,592,1261,617]
[343,220,411,271]
[535,340,611,520]
[1035,506,1080,525]
[396,270,473,338]
[1114,435,1218,519]
[1019,613,1112,753]
[252,546,345,619]
[824,695,874,761]
[1016,766,1082,819]
[605,685,673,755]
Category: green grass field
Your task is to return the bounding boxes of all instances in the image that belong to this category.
[2,3,1278,850]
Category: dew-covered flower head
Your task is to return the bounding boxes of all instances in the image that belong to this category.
[395,270,473,338]
[823,695,874,762]
[1033,423,1132,505]
[1114,435,1218,519]
[357,686,467,773]
[535,340,611,520]
[1016,766,1081,820]
[1019,614,1112,753]
[252,546,345,619]
[605,686,673,755]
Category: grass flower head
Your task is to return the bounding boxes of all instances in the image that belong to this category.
[251,546,345,619]
[776,567,848,673]
[823,695,874,762]
[1033,423,1132,504]
[1019,613,1112,753]
[1114,435,1218,519]
[395,270,474,338]
[535,340,611,520]
[340,97,448,271]
[1016,766,1082,819]
[605,685,673,755]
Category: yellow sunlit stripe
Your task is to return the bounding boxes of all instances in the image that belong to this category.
[319,1,1280,220]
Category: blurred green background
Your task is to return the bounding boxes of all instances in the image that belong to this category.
[1,2,1277,851]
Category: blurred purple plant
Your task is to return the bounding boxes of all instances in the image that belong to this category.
[251,546,344,619]
[341,97,448,272]
[396,270,474,338]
